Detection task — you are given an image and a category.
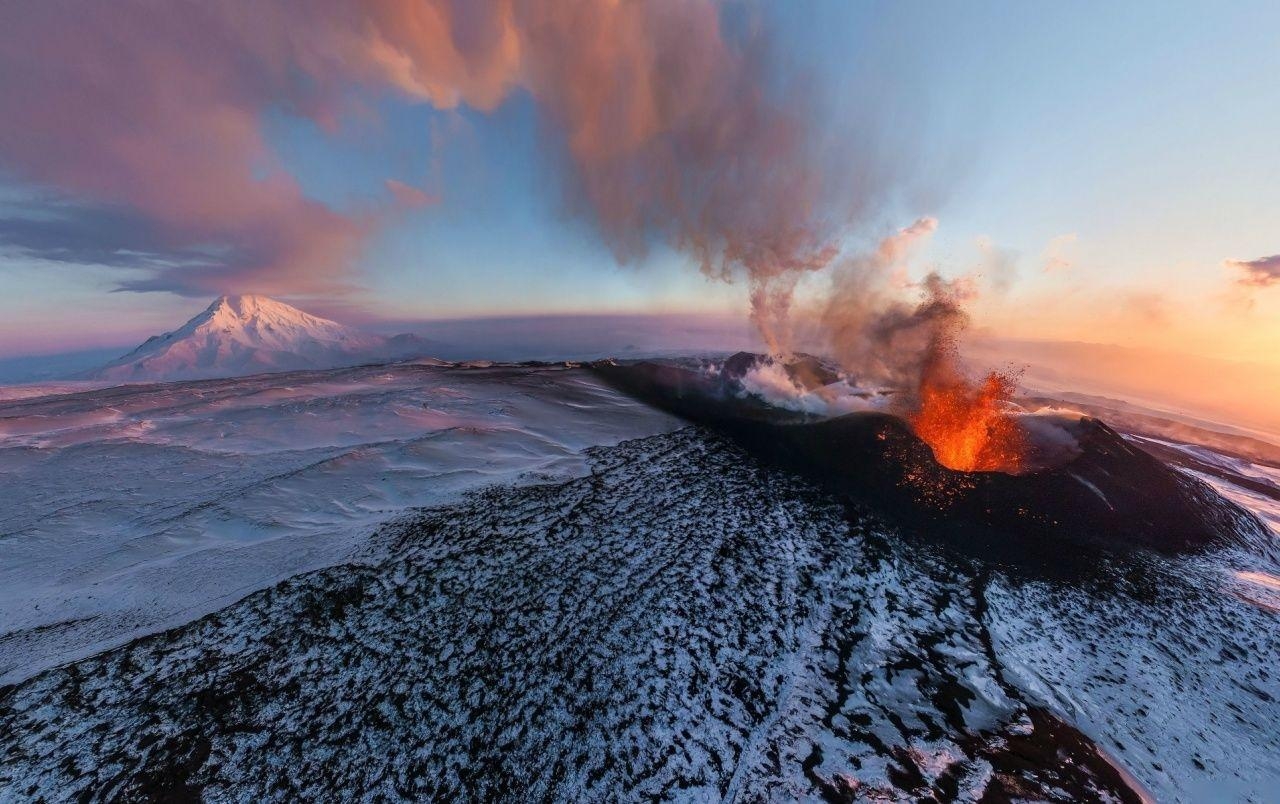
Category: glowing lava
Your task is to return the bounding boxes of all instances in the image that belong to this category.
[911,369,1028,473]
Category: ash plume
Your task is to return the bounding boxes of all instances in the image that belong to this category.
[819,217,944,388]
[0,0,874,310]
[867,272,973,399]
[795,217,1034,473]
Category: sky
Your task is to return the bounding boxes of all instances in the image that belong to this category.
[0,0,1278,369]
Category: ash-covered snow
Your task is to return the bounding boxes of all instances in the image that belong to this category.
[2,363,1279,802]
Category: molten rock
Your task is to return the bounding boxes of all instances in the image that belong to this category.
[591,359,1268,557]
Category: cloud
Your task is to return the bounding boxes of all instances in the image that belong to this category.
[0,1,889,304]
[1225,254,1280,288]
[385,179,439,210]
[1042,233,1078,273]
[1119,291,1171,325]
[0,201,182,269]
[0,3,381,296]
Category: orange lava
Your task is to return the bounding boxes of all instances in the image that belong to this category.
[911,370,1027,473]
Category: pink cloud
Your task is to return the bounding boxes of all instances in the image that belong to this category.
[0,1,881,310]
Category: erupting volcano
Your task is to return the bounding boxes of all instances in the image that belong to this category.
[823,261,1034,476]
[589,353,1268,559]
[2,1,1278,800]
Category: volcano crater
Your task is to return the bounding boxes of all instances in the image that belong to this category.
[591,358,1269,560]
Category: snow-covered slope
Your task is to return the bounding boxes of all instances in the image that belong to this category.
[3,420,1278,800]
[2,362,1279,799]
[90,295,428,382]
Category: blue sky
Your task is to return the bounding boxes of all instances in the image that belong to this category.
[0,1,1277,362]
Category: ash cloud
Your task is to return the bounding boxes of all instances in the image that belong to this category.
[819,217,944,387]
[0,1,889,306]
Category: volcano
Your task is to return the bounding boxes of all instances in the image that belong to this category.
[89,295,432,383]
[591,357,1269,559]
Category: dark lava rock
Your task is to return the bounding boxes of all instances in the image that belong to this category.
[784,354,842,391]
[720,350,762,381]
[591,360,1269,559]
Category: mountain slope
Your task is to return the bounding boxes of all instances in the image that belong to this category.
[91,295,428,382]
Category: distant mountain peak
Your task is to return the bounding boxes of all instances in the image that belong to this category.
[88,294,430,383]
[207,293,319,319]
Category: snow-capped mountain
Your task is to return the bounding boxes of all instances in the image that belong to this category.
[90,294,430,382]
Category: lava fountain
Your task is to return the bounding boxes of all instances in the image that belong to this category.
[891,276,1030,474]
[911,367,1027,473]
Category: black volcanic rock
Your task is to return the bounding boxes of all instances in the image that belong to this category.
[591,360,1268,557]
[721,350,762,381]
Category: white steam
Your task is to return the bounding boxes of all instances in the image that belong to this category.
[735,360,890,417]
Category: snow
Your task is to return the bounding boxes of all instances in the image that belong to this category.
[0,429,1164,801]
[0,361,679,684]
[987,556,1280,802]
[1,361,1279,801]
[89,294,428,382]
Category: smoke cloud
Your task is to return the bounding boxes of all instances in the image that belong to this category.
[0,0,868,307]
[819,217,941,385]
